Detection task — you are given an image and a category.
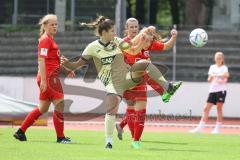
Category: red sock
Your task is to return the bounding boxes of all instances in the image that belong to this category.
[119,115,128,129]
[147,78,164,95]
[134,109,146,141]
[20,107,42,132]
[119,108,134,129]
[127,109,136,138]
[53,110,64,138]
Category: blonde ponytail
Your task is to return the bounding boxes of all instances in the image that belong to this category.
[39,25,45,37]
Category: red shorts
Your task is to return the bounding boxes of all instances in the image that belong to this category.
[37,74,64,100]
[123,80,147,101]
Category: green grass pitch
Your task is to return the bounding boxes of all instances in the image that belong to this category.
[0,127,240,160]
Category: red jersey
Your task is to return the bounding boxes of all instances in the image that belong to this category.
[37,34,60,77]
[123,37,164,65]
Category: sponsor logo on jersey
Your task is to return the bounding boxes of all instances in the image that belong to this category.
[144,51,150,57]
[40,48,48,56]
[135,58,141,62]
[101,56,116,65]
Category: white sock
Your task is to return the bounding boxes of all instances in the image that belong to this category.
[106,137,113,144]
[214,122,222,129]
[198,121,206,129]
[105,114,116,144]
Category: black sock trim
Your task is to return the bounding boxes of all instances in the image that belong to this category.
[106,93,123,101]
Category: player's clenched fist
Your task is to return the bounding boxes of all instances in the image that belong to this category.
[60,55,69,66]
[170,29,178,37]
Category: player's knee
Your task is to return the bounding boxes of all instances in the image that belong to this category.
[203,107,210,113]
[216,105,223,112]
[106,105,119,114]
[39,107,48,114]
[132,60,150,72]
[126,100,136,106]
[54,101,64,112]
[106,111,117,115]
[135,59,149,64]
[135,101,146,111]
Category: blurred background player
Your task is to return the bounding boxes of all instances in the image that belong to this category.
[116,18,180,148]
[13,14,74,143]
[61,16,182,149]
[189,51,229,134]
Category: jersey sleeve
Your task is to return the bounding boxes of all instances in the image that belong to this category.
[38,37,51,58]
[223,65,228,73]
[81,44,93,61]
[114,37,131,51]
[208,65,214,75]
[148,40,164,51]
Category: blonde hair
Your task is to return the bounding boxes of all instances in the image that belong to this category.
[138,26,164,42]
[126,17,138,27]
[38,14,57,37]
[124,17,139,37]
[215,51,225,65]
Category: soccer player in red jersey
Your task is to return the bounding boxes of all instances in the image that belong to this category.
[116,18,179,148]
[13,14,74,143]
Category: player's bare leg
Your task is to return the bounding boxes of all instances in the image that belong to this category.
[130,60,182,102]
[105,94,121,149]
[189,103,213,133]
[212,102,223,134]
[14,100,51,141]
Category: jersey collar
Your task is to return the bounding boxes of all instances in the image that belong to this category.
[98,40,111,47]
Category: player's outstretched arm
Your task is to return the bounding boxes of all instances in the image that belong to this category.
[121,26,155,55]
[61,55,87,71]
[60,65,76,77]
[208,75,215,82]
[163,29,177,50]
[119,36,145,56]
[125,40,145,55]
[131,26,155,46]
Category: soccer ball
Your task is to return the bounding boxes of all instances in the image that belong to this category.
[189,28,208,47]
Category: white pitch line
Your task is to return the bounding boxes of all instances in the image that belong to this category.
[48,121,240,129]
